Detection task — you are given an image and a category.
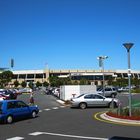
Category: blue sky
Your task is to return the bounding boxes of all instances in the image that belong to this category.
[0,0,140,70]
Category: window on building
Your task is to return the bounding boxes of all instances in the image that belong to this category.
[36,74,43,78]
[134,74,138,78]
[123,73,128,77]
[138,74,140,78]
[116,73,122,78]
[19,74,26,79]
[43,73,46,78]
[95,76,103,80]
[27,74,34,78]
[12,74,18,79]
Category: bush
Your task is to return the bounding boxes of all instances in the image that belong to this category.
[64,100,71,105]
[132,107,140,117]
[109,106,140,117]
[131,88,140,93]
[121,107,129,116]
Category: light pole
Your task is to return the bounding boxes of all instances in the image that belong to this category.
[123,43,134,117]
[97,56,108,97]
[10,58,14,71]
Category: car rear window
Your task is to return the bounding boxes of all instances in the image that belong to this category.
[97,88,103,91]
[76,94,85,98]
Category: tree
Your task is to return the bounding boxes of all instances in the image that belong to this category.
[28,81,34,89]
[72,80,79,85]
[79,78,88,85]
[36,81,42,88]
[118,78,128,87]
[14,80,20,88]
[0,70,13,88]
[107,76,114,86]
[49,76,60,87]
[132,77,140,87]
[21,81,27,88]
[43,81,49,87]
[62,78,72,85]
[49,76,74,87]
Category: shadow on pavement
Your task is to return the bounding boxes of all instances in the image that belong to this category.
[109,136,140,140]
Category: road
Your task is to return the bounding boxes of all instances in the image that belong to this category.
[0,91,140,140]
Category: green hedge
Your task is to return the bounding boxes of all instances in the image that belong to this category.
[132,88,140,93]
[109,107,140,117]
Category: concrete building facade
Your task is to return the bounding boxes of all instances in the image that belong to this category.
[11,69,140,86]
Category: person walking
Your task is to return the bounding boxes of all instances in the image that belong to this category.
[29,92,34,105]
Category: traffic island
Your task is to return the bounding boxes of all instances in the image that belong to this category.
[96,100,140,126]
[94,111,140,126]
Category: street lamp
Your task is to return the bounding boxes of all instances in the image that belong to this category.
[97,56,108,96]
[123,43,134,117]
[10,58,14,71]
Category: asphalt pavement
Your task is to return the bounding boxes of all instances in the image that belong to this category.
[0,91,140,140]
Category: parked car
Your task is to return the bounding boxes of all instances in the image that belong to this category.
[0,89,17,100]
[0,94,8,100]
[117,87,129,92]
[117,86,135,92]
[97,87,117,97]
[18,88,32,93]
[0,100,39,124]
[9,89,22,95]
[45,88,53,95]
[52,88,60,97]
[70,93,119,109]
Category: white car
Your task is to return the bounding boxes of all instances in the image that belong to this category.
[71,93,119,109]
[18,88,32,93]
[53,88,60,97]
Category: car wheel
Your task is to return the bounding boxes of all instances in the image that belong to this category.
[79,103,87,109]
[6,115,13,124]
[31,111,37,118]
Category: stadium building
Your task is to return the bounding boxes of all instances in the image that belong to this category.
[11,69,140,86]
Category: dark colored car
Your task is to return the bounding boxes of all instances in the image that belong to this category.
[0,89,17,100]
[0,100,39,124]
[0,94,9,100]
[45,89,53,95]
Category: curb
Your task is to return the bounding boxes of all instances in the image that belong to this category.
[94,112,140,126]
[101,113,140,125]
[56,100,65,105]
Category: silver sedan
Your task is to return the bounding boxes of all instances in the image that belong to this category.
[70,93,119,109]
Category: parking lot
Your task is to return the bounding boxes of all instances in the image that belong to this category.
[0,91,140,140]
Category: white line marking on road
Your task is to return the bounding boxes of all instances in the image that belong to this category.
[29,132,44,136]
[6,137,24,140]
[39,110,42,112]
[52,107,59,109]
[44,132,108,140]
[29,131,108,140]
[44,108,51,111]
[60,106,65,108]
